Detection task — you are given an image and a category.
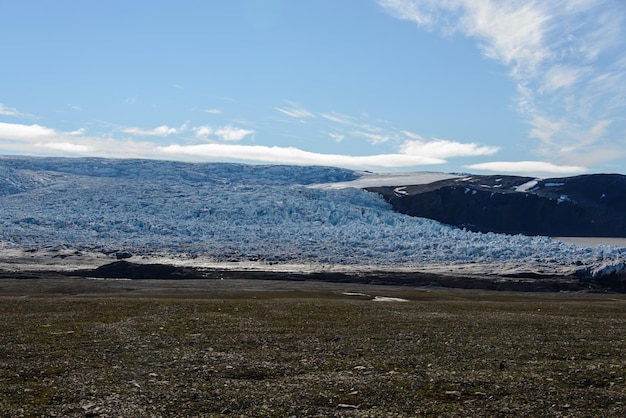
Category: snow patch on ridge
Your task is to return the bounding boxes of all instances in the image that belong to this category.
[312,171,459,190]
[515,179,539,192]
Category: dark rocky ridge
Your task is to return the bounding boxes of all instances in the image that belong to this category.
[367,173,626,237]
[65,261,626,293]
[73,261,206,279]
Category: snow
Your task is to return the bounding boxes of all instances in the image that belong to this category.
[393,187,408,196]
[515,179,539,192]
[0,157,624,277]
[372,296,409,302]
[312,171,459,189]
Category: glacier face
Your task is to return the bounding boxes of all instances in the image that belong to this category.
[0,156,624,273]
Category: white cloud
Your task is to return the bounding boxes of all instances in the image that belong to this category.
[122,125,179,136]
[274,101,314,119]
[214,125,255,142]
[466,161,587,176]
[401,138,499,158]
[0,121,159,159]
[351,131,390,144]
[194,126,213,138]
[158,143,445,169]
[204,109,222,114]
[0,122,56,140]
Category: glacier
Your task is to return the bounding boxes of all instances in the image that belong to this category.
[0,156,624,277]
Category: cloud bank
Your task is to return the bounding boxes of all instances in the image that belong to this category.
[0,119,497,170]
[158,143,444,168]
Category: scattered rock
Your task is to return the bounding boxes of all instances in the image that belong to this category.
[445,390,462,399]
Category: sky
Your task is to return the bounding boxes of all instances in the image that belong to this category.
[1,0,625,177]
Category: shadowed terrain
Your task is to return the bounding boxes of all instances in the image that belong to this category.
[369,174,626,237]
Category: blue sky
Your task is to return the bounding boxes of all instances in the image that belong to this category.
[1,0,625,176]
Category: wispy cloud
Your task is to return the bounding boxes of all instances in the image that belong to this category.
[351,130,390,144]
[379,0,626,166]
[0,104,30,117]
[328,132,345,142]
[541,65,591,93]
[274,101,315,119]
[320,112,400,145]
[204,109,222,115]
[317,108,498,159]
[466,161,587,176]
[320,112,353,125]
[122,125,179,136]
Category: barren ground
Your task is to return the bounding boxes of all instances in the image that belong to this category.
[1,275,625,417]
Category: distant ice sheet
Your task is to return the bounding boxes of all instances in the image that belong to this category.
[311,171,459,189]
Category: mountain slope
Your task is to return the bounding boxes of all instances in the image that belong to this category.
[368,174,626,237]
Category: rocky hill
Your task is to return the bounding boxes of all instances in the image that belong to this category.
[367,174,626,237]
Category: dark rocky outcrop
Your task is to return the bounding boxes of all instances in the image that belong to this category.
[368,174,626,237]
[75,261,206,279]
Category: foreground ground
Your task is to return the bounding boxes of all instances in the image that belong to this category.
[1,277,625,417]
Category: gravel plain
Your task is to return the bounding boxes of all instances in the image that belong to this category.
[1,274,625,417]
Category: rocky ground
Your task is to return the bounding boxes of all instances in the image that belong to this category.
[1,275,625,417]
